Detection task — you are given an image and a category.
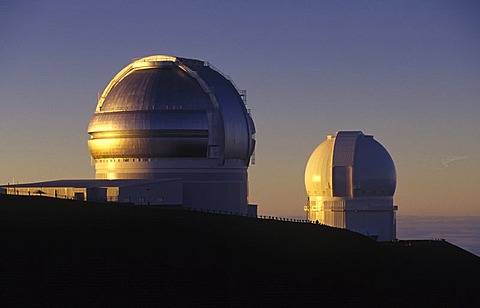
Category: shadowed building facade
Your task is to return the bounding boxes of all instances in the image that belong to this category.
[305,131,397,241]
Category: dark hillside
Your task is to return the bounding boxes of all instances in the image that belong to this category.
[1,194,479,306]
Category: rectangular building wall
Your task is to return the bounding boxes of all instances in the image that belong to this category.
[183,181,247,214]
[345,211,395,241]
[118,180,182,206]
[5,187,86,200]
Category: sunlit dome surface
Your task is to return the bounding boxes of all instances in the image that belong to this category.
[87,55,255,163]
[305,131,396,197]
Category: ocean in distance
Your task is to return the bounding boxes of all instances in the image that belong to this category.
[286,215,480,257]
[397,215,480,257]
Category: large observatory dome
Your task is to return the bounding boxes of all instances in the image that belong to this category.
[86,55,256,214]
[88,55,255,180]
[305,131,396,198]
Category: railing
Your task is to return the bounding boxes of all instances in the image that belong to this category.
[204,62,248,106]
[2,189,318,225]
[238,90,247,105]
[182,206,315,224]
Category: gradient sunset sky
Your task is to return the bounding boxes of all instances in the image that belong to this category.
[1,0,479,216]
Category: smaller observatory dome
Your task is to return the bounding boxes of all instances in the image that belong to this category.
[305,131,396,198]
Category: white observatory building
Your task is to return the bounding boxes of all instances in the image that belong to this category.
[3,55,257,216]
[304,131,397,241]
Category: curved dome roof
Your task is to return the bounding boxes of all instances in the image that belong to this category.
[88,55,255,164]
[305,131,396,197]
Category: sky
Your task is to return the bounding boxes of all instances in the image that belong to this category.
[1,0,479,217]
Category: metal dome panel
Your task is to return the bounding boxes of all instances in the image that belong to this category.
[352,134,396,197]
[88,111,209,133]
[305,131,396,198]
[304,136,334,197]
[99,67,212,112]
[192,63,255,160]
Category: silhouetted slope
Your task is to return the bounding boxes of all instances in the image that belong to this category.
[1,194,479,306]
